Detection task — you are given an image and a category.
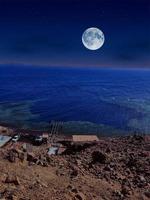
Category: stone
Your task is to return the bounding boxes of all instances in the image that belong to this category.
[27,152,37,163]
[70,167,78,178]
[92,151,107,164]
[74,192,86,200]
[8,150,17,163]
[105,147,111,153]
[132,134,144,141]
[4,175,20,186]
[18,151,25,162]
[144,190,150,198]
[121,185,131,196]
[139,175,146,182]
[103,165,113,171]
[71,188,78,193]
[113,190,124,199]
[126,156,138,168]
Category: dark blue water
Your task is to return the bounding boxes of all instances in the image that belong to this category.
[0,65,150,135]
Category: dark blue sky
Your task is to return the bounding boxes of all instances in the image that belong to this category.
[0,0,149,68]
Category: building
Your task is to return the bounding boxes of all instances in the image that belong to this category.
[72,135,99,142]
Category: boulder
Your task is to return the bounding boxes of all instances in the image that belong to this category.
[4,175,20,186]
[70,167,78,178]
[73,192,86,200]
[7,149,25,163]
[144,190,150,198]
[91,151,107,164]
[121,185,131,196]
[8,150,16,163]
[27,152,37,163]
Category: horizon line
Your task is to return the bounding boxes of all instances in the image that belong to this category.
[0,63,150,71]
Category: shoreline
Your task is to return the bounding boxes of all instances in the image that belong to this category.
[0,122,44,136]
[0,121,148,141]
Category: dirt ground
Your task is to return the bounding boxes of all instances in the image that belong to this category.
[0,134,150,200]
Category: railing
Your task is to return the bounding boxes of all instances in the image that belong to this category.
[49,121,64,143]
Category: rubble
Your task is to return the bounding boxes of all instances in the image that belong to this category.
[0,134,149,199]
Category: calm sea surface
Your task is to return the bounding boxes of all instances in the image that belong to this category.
[0,65,150,135]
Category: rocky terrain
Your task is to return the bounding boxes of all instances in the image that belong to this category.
[0,134,150,200]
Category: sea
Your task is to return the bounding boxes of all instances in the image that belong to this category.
[0,65,150,136]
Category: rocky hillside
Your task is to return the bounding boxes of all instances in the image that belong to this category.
[0,135,149,200]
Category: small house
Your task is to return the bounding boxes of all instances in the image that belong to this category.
[72,135,99,142]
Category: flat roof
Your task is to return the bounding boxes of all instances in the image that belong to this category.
[0,135,11,147]
[72,135,99,142]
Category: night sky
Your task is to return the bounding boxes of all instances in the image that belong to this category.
[0,0,149,68]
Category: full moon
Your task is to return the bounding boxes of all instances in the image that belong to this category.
[82,27,105,50]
